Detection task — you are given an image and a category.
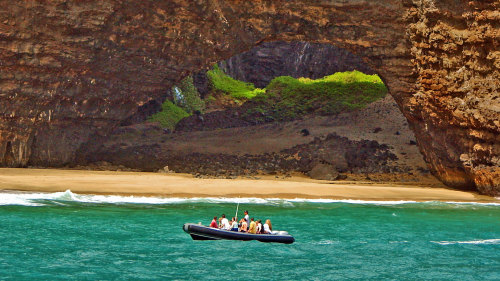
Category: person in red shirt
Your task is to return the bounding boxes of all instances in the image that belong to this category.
[210,216,218,228]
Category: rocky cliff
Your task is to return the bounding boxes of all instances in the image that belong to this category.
[406,0,500,194]
[0,0,498,195]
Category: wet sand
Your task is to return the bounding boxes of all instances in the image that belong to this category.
[0,168,497,202]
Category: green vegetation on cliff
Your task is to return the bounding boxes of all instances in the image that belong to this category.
[206,65,265,100]
[172,76,205,114]
[148,100,189,130]
[150,69,387,129]
[150,76,204,129]
[246,71,387,121]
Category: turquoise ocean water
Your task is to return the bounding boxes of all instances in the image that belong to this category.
[0,190,499,280]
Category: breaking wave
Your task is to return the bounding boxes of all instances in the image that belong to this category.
[0,190,499,207]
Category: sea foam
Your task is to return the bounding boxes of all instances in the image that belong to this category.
[431,239,500,245]
[0,190,499,207]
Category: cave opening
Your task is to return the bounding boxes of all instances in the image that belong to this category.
[77,41,436,185]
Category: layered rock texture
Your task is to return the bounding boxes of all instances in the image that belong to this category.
[406,0,500,194]
[0,0,498,194]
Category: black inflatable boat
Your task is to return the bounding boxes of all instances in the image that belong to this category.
[183,223,295,244]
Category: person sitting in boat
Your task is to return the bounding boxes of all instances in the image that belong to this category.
[230,217,238,232]
[248,218,257,234]
[239,218,248,232]
[210,216,218,228]
[244,210,250,226]
[256,220,262,234]
[219,214,231,230]
[263,219,272,234]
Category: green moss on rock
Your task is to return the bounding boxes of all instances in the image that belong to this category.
[148,100,189,130]
[172,76,205,114]
[247,71,387,121]
[206,64,265,100]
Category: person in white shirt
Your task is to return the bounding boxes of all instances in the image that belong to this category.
[219,214,231,230]
[263,219,272,234]
[230,217,238,231]
[244,210,250,226]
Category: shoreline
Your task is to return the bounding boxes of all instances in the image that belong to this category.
[0,168,498,202]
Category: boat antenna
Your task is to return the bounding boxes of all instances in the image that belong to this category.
[235,199,239,219]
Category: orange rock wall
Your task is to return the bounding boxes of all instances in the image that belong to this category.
[406,0,499,194]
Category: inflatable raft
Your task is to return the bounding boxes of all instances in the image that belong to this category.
[183,223,295,244]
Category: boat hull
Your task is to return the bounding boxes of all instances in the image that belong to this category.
[183,223,295,244]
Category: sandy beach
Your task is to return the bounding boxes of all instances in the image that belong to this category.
[0,168,497,202]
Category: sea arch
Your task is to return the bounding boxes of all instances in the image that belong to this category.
[0,0,498,194]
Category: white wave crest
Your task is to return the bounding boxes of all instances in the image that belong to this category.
[0,190,499,207]
[316,240,339,245]
[287,199,418,205]
[431,239,500,245]
[0,192,44,206]
[0,190,77,206]
[0,190,286,206]
[443,201,500,206]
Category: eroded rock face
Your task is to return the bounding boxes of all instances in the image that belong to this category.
[405,0,500,194]
[0,0,498,194]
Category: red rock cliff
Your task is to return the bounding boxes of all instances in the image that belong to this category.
[0,0,498,195]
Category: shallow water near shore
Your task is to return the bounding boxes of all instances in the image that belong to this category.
[0,191,499,280]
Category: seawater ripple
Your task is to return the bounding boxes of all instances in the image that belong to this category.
[0,190,499,207]
[1,190,499,280]
[431,239,500,245]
